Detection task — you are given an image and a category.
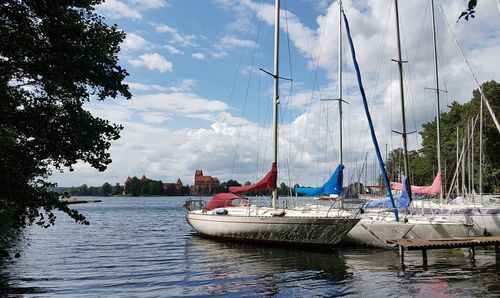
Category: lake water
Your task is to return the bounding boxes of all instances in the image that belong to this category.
[1,197,499,297]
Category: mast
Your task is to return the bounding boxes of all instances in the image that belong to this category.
[468,119,471,199]
[338,0,344,165]
[364,152,368,194]
[480,94,483,204]
[462,136,466,197]
[456,127,460,196]
[394,0,412,201]
[271,0,280,209]
[430,0,443,203]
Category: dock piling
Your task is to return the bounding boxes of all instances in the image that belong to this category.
[388,236,500,269]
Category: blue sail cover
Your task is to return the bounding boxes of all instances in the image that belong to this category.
[365,176,410,209]
[342,11,399,220]
[295,164,344,196]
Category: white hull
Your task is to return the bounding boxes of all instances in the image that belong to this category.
[186,210,360,246]
[412,200,500,236]
[343,215,478,249]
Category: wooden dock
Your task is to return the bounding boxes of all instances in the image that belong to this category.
[388,236,500,269]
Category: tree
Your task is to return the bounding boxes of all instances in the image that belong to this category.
[102,182,112,196]
[112,183,123,195]
[219,179,241,193]
[388,81,500,193]
[0,1,130,228]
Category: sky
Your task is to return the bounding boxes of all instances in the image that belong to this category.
[50,0,500,188]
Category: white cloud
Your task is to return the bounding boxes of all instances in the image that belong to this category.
[131,0,167,9]
[122,32,148,52]
[192,52,205,60]
[98,0,142,20]
[127,79,196,93]
[219,36,258,49]
[126,82,168,92]
[140,112,171,124]
[128,53,173,73]
[164,44,183,55]
[125,92,226,115]
[155,23,197,47]
[168,79,196,92]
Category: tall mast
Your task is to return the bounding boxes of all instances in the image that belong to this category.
[394,0,412,201]
[271,0,280,209]
[430,0,443,203]
[338,0,344,165]
[479,94,483,203]
[456,127,460,196]
[468,119,471,199]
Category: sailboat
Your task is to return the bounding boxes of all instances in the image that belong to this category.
[334,0,477,248]
[185,0,360,247]
[403,0,500,236]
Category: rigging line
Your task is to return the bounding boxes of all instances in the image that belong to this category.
[208,4,261,174]
[279,0,294,125]
[294,4,330,186]
[261,82,272,181]
[356,2,393,165]
[254,17,271,182]
[309,4,338,180]
[230,3,266,178]
[412,1,431,151]
[436,0,500,135]
[253,71,262,182]
[279,0,295,172]
[400,8,422,151]
[434,9,449,99]
[255,68,272,181]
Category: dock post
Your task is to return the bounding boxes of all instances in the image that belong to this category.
[422,249,428,269]
[399,245,405,267]
[470,246,475,260]
[496,244,499,260]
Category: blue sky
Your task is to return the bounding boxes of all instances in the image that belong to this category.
[51,0,500,188]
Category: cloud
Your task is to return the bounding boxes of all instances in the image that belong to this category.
[164,44,183,55]
[220,36,258,49]
[98,0,142,20]
[122,32,148,52]
[192,52,205,60]
[127,79,196,94]
[168,79,196,92]
[212,35,258,58]
[126,82,168,92]
[130,0,167,9]
[125,92,226,115]
[140,112,171,124]
[155,23,197,47]
[128,53,173,73]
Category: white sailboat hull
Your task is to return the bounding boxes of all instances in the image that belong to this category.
[186,212,360,246]
[343,216,478,249]
[412,201,500,236]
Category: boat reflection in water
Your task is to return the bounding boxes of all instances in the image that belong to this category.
[182,233,500,297]
[182,234,351,297]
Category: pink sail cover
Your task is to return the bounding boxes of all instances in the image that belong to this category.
[391,171,442,194]
[228,163,277,193]
[206,193,246,210]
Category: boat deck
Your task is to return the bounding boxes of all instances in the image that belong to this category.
[388,236,500,269]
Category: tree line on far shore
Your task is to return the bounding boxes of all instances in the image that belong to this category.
[383,80,500,194]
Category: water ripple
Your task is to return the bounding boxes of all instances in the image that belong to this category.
[1,197,499,297]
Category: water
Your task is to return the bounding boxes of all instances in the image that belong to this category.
[1,197,499,297]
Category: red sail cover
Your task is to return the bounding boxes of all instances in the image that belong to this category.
[229,163,277,193]
[206,193,246,210]
[391,171,442,194]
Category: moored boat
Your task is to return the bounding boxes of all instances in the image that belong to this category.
[186,0,360,247]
